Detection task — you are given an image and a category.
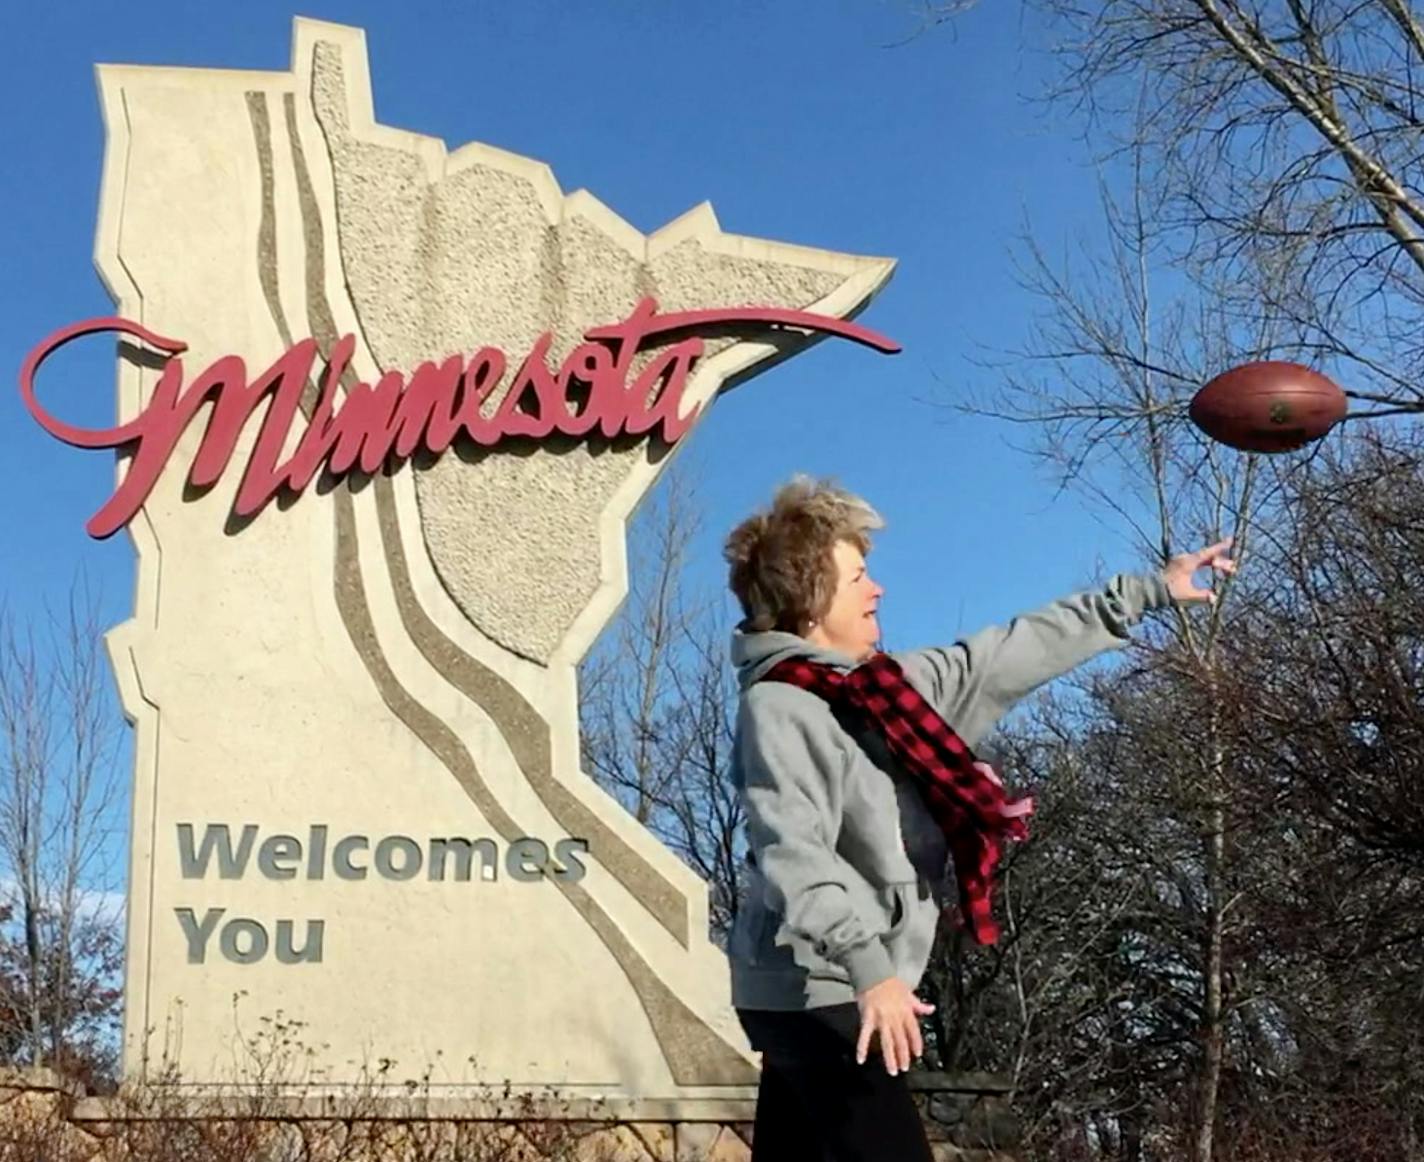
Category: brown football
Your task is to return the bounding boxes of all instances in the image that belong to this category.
[1189,361,1348,453]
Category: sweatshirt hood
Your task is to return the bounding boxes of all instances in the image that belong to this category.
[730,627,860,691]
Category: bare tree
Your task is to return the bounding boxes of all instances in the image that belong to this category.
[0,579,124,1084]
[1172,428,1424,1160]
[931,56,1424,1158]
[1033,0,1424,420]
[579,477,705,826]
[940,115,1276,1156]
[954,7,1424,1155]
[578,473,746,941]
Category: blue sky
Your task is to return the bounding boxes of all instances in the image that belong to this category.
[1,2,1150,688]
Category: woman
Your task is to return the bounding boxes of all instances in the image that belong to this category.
[723,477,1234,1161]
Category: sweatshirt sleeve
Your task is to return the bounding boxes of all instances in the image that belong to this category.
[899,571,1173,748]
[737,688,896,993]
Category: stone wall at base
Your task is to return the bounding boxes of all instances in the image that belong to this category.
[0,1070,1020,1161]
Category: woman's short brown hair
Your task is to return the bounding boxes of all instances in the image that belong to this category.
[723,476,883,633]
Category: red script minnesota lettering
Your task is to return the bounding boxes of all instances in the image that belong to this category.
[20,298,899,539]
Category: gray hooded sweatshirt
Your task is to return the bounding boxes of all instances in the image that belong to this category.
[727,571,1174,1012]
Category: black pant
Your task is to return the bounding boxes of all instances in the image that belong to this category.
[737,1004,935,1162]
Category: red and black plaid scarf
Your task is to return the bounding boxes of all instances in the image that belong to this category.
[762,653,1033,946]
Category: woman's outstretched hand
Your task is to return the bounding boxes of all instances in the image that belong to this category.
[1163,538,1238,604]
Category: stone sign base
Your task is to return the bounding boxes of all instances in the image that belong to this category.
[0,1069,1020,1161]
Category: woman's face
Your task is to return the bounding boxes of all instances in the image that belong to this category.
[807,540,884,661]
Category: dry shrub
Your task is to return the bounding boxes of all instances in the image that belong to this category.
[0,1001,633,1162]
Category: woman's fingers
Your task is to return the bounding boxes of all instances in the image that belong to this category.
[1197,536,1234,563]
[885,1019,908,1075]
[856,1012,876,1066]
